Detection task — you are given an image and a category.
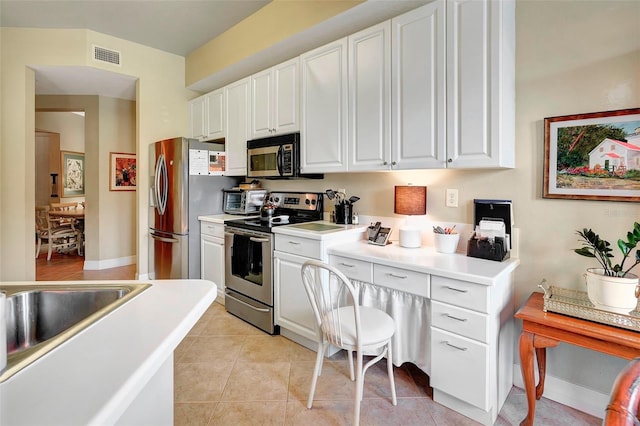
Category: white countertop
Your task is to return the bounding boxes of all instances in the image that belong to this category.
[198,213,252,224]
[272,220,367,240]
[0,279,216,425]
[329,241,520,285]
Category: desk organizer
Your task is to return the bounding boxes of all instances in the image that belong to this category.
[539,282,640,332]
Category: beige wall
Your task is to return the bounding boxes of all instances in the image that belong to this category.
[0,28,191,280]
[186,0,363,86]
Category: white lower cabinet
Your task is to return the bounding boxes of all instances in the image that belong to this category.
[273,250,317,342]
[200,221,225,301]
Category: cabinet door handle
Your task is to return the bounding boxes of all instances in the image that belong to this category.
[387,273,407,279]
[339,263,355,268]
[288,241,301,245]
[445,286,468,293]
[443,341,468,351]
[444,314,468,322]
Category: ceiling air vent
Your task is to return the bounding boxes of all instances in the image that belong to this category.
[93,45,121,66]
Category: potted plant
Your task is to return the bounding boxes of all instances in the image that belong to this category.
[575,222,640,314]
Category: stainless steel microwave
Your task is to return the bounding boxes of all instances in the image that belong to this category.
[247,133,299,178]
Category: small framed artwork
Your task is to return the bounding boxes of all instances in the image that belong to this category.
[61,151,85,197]
[110,152,137,191]
[544,108,640,202]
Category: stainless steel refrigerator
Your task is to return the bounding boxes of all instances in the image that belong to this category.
[149,137,239,279]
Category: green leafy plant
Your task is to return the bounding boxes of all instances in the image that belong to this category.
[575,222,640,277]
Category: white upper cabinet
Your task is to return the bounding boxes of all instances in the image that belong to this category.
[446,0,515,168]
[348,21,392,172]
[205,89,225,141]
[300,39,349,173]
[392,1,446,170]
[189,89,225,142]
[251,57,299,138]
[189,95,206,141]
[225,77,251,176]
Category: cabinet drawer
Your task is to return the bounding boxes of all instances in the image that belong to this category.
[431,328,489,410]
[373,264,429,298]
[275,234,322,259]
[201,222,224,239]
[330,255,372,282]
[431,276,488,313]
[431,300,488,343]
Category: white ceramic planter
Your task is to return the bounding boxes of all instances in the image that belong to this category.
[584,268,640,314]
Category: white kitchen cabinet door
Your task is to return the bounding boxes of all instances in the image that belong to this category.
[205,89,225,141]
[189,95,206,141]
[300,38,349,174]
[446,0,515,168]
[201,234,225,299]
[251,57,299,139]
[251,68,273,138]
[392,1,446,170]
[273,58,299,135]
[273,251,316,342]
[225,77,251,176]
[348,21,391,172]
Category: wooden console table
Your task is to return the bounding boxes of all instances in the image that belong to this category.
[515,292,640,426]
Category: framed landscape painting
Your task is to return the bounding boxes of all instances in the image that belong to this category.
[110,152,137,191]
[544,108,640,202]
[61,151,85,197]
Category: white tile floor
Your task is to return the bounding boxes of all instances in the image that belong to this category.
[174,301,602,425]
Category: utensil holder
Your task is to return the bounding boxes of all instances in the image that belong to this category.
[434,233,460,254]
[334,204,352,224]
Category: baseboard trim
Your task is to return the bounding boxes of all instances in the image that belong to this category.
[513,363,607,418]
[83,255,136,271]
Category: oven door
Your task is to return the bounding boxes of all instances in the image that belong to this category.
[224,228,273,305]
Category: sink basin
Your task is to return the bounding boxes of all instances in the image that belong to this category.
[2,282,150,382]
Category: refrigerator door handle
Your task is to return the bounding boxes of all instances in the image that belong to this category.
[155,154,168,215]
[150,233,179,243]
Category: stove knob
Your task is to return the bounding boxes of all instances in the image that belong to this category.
[305,199,311,205]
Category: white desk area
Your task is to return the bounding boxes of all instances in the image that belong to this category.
[327,241,520,426]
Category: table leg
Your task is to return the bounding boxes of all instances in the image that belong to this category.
[519,331,536,426]
[535,347,546,399]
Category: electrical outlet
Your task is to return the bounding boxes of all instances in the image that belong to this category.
[446,189,459,207]
[338,188,346,195]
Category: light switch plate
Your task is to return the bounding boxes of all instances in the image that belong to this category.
[446,189,458,207]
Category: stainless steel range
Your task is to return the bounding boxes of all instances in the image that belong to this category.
[224,191,324,334]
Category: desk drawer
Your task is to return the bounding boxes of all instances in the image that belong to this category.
[275,235,322,259]
[431,328,489,410]
[330,255,372,283]
[431,300,488,343]
[373,264,429,298]
[201,222,224,238]
[431,276,488,313]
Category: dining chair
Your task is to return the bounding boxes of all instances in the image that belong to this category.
[300,260,397,425]
[37,206,81,261]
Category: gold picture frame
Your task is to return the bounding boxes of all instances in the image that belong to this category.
[110,152,137,191]
[60,151,85,197]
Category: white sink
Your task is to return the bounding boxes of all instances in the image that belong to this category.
[288,223,344,232]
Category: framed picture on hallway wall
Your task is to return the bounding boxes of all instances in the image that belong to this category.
[110,152,136,191]
[60,151,85,197]
[543,107,640,202]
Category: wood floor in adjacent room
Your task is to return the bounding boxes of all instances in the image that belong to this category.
[36,252,136,281]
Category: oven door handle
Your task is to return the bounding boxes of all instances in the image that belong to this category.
[229,295,270,313]
[249,237,270,243]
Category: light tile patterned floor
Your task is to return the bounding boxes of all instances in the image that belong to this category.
[174,302,602,426]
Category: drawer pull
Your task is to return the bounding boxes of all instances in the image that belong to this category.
[339,263,355,268]
[443,341,468,351]
[445,286,468,293]
[288,241,301,245]
[387,273,407,279]
[444,314,468,322]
